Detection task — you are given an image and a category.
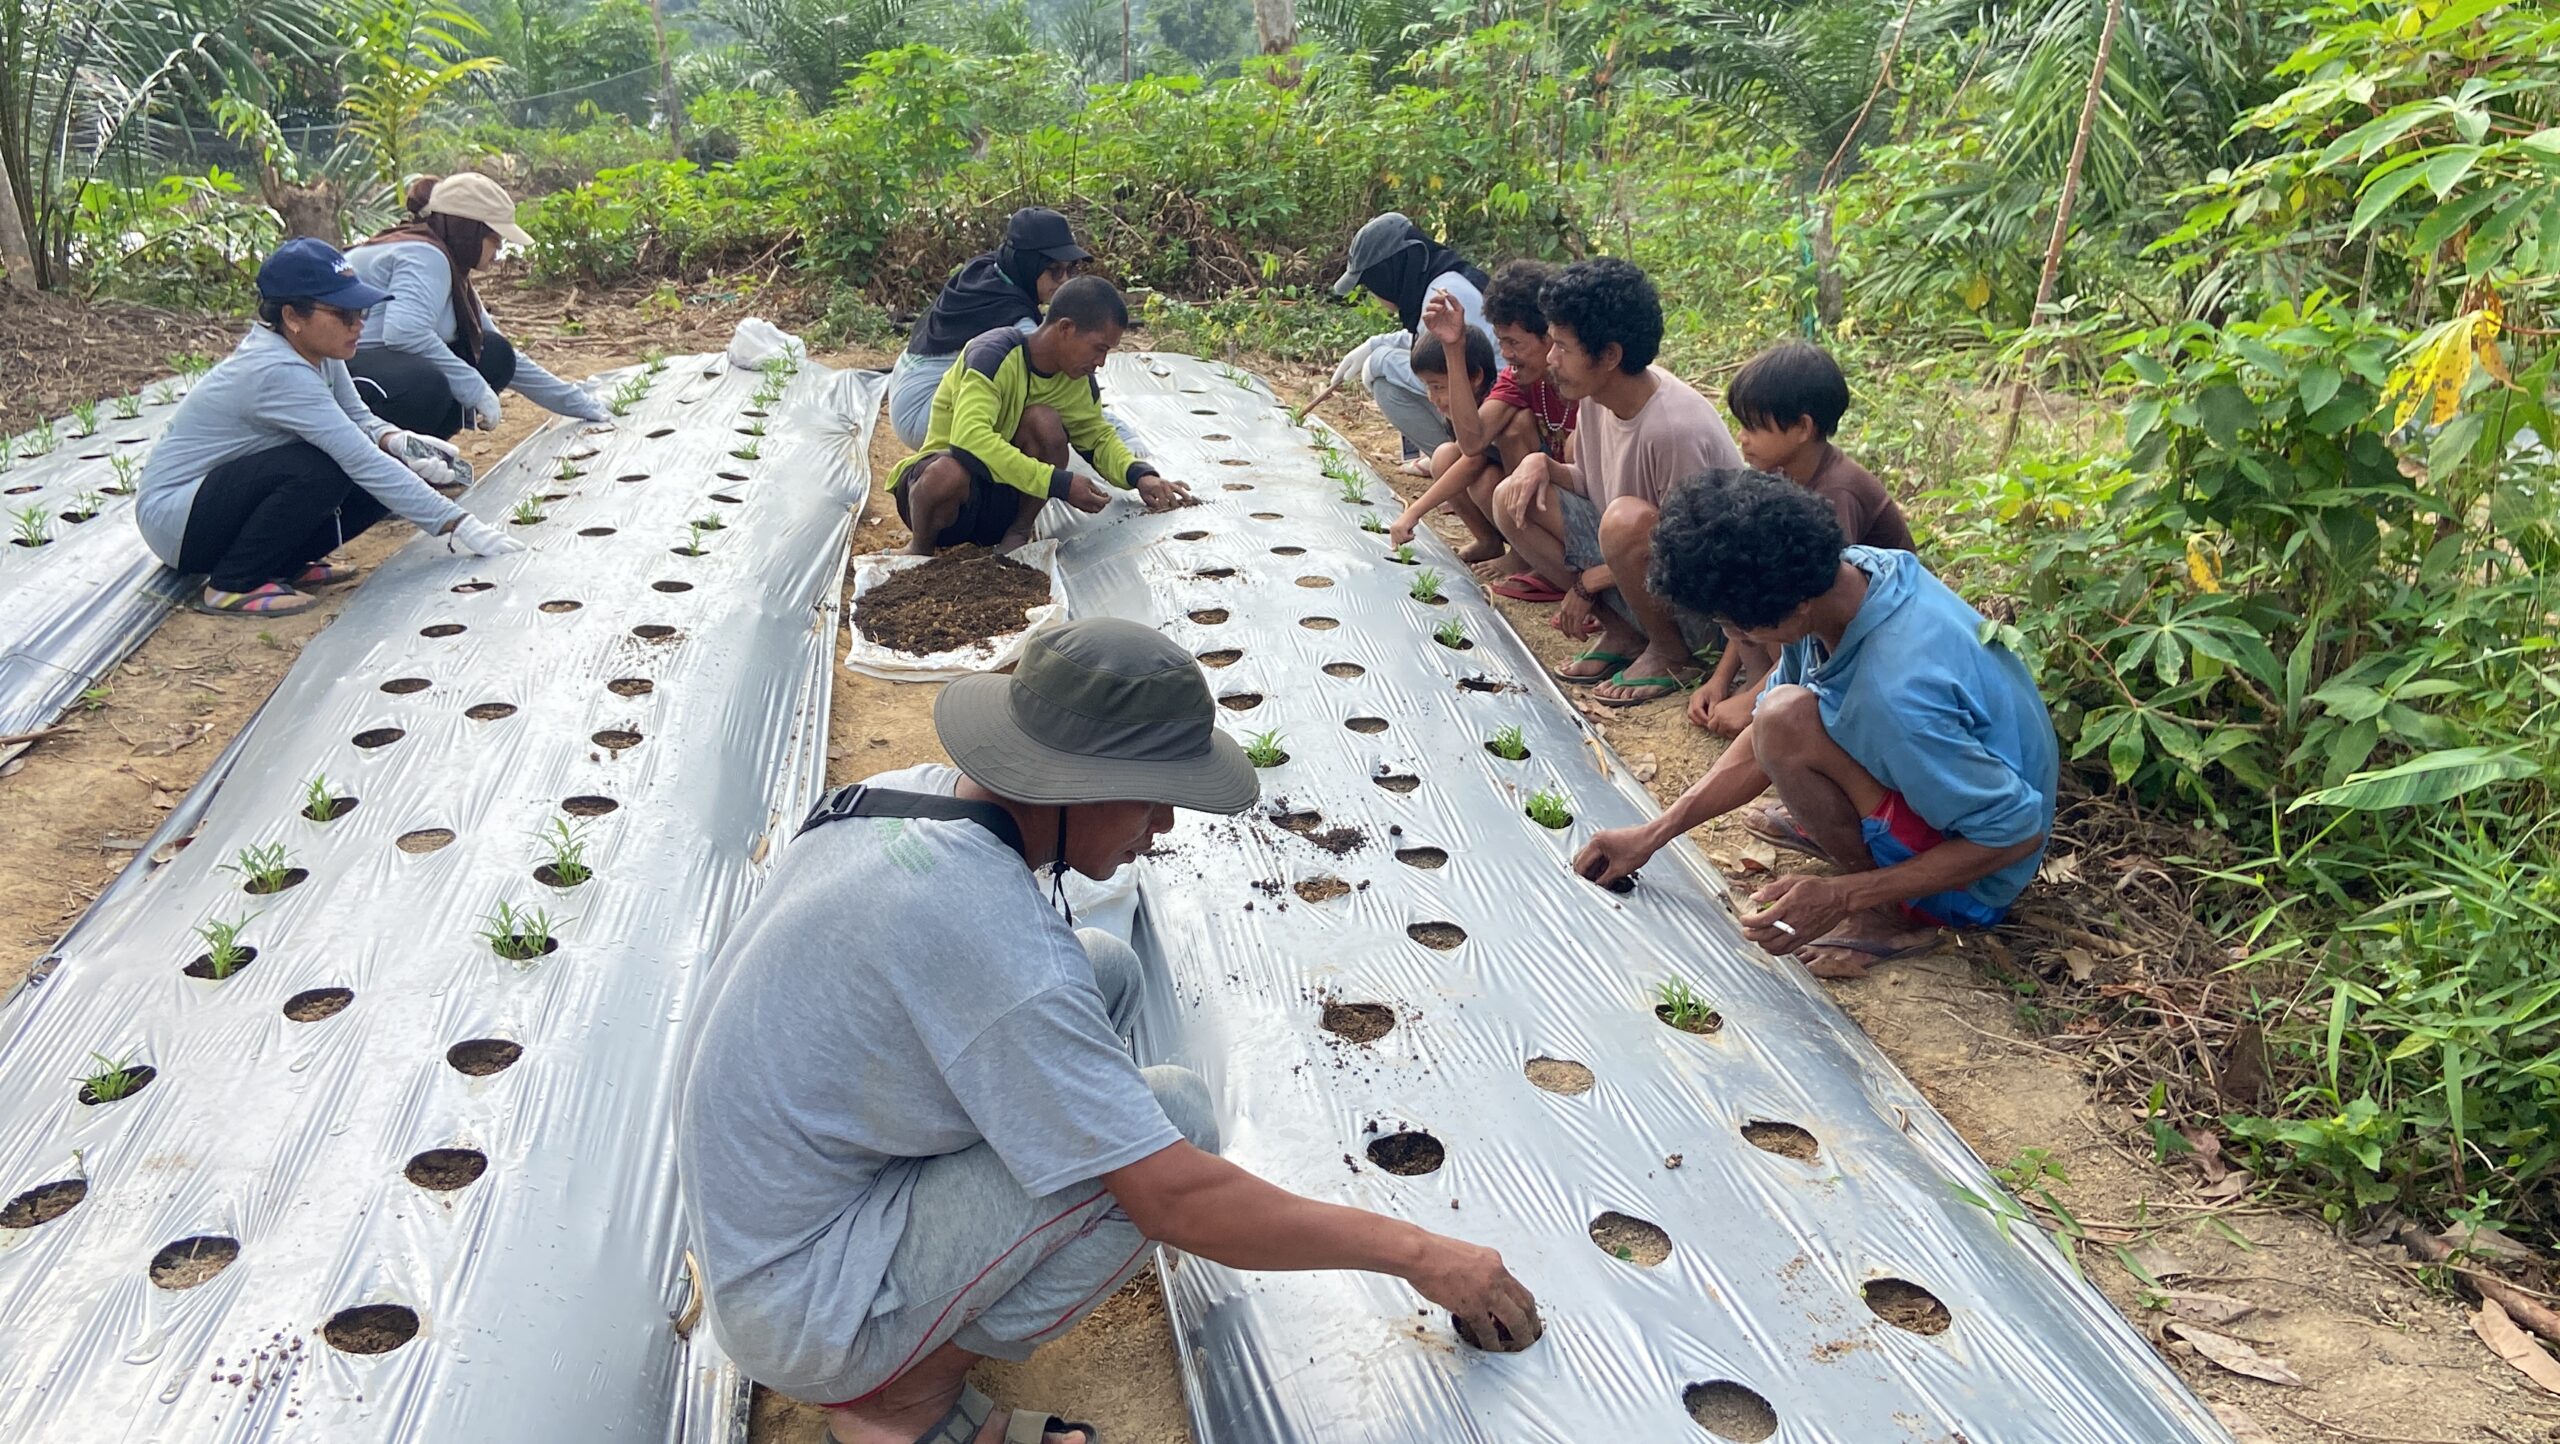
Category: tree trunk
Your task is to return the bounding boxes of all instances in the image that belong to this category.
[1996,0,2123,465]
[1254,0,1297,54]
[1121,0,1132,82]
[1811,200,1844,330]
[272,181,344,243]
[0,156,35,295]
[651,0,685,156]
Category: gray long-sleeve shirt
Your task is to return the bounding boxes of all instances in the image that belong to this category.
[134,325,466,566]
[348,241,604,421]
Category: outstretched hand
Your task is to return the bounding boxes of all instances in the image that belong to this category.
[1573,826,1656,889]
[1407,1236,1541,1354]
[1136,474,1193,512]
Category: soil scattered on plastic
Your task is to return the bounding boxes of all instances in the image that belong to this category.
[1294,876,1352,903]
[856,547,1051,655]
[1270,804,1368,856]
[1320,1001,1396,1043]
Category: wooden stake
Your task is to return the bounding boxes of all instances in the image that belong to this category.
[650,0,684,157]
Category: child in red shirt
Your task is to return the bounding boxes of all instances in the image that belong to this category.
[1391,261,1577,583]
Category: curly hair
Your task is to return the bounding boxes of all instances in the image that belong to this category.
[1482,259,1557,335]
[1728,339,1851,438]
[1538,257,1660,374]
[1648,468,1845,628]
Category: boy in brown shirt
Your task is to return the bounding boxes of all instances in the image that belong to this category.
[1694,340,1917,736]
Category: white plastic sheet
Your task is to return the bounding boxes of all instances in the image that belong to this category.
[1052,353,2236,1444]
[0,381,196,736]
[0,352,882,1443]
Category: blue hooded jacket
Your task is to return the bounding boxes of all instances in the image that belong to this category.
[1763,546,2059,916]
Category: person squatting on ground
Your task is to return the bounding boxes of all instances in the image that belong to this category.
[887,207,1096,450]
[676,620,1541,1444]
[1325,212,1496,465]
[347,173,607,438]
[1393,323,1500,551]
[1694,339,1918,737]
[134,239,523,617]
[1388,260,1576,570]
[885,278,1193,556]
[1573,470,2058,979]
[1488,257,1743,708]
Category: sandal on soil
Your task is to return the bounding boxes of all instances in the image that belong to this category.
[1741,805,1831,862]
[1491,572,1565,603]
[1549,649,1632,686]
[1591,670,1700,708]
[293,561,356,587]
[830,1383,1098,1444]
[1798,932,1942,979]
[192,582,317,617]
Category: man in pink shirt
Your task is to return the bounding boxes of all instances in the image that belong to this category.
[1489,258,1744,707]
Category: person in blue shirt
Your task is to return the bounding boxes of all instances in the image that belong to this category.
[1573,468,2058,978]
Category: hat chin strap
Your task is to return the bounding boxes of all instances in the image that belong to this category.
[1049,806,1075,926]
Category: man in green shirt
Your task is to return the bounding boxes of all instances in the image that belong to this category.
[889,276,1191,554]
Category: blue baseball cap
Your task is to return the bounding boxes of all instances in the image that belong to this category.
[255,238,393,310]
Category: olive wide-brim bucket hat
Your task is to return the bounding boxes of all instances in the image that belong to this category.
[935,618,1260,814]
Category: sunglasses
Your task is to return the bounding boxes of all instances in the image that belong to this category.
[311,303,369,327]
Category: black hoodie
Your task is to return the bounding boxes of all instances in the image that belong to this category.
[1358,220,1490,334]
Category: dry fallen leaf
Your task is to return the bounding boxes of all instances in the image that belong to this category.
[2197,1168,2256,1202]
[2473,1299,2560,1396]
[2058,945,2100,983]
[2037,851,2083,885]
[2128,1244,2194,1280]
[2165,1323,2302,1386]
[2161,1291,2257,1327]
[2439,1222,2536,1263]
[2182,1127,2227,1181]
[1629,751,1658,783]
[2207,1402,2277,1444]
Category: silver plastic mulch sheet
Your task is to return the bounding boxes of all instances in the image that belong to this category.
[0,380,196,736]
[0,355,881,1442]
[1064,353,2233,1444]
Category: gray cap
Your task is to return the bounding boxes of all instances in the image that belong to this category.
[934,619,1260,813]
[1332,212,1419,297]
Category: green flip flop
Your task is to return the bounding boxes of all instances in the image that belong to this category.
[1593,669,1701,708]
[1549,649,1632,686]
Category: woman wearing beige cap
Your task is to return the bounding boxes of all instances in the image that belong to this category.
[348,173,608,438]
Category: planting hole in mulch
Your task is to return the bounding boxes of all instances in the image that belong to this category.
[490,933,560,961]
[1407,922,1466,950]
[1194,566,1236,579]
[1271,806,1369,856]
[608,678,654,697]
[854,547,1052,655]
[464,702,517,722]
[2,1179,88,1229]
[284,987,354,1022]
[1218,458,1251,467]
[1295,576,1333,589]
[1189,608,1228,624]
[538,599,581,613]
[1374,772,1421,794]
[1458,676,1516,694]
[323,1303,420,1355]
[1742,1121,1820,1163]
[1220,483,1252,492]
[1657,998,1723,1035]
[1395,846,1448,869]
[618,472,649,484]
[646,426,675,438]
[380,677,430,695]
[1250,511,1282,520]
[1173,529,1209,541]
[709,492,743,504]
[447,1039,522,1075]
[1454,1309,1541,1352]
[1300,616,1338,631]
[1218,692,1262,711]
[1197,648,1242,668]
[562,795,618,816]
[1863,1278,1952,1336]
[1683,1382,1778,1442]
[632,624,682,642]
[1365,1130,1445,1176]
[450,582,494,595]
[1323,662,1365,678]
[1272,545,1306,556]
[592,729,643,751]
[718,469,748,482]
[533,863,588,888]
[1320,1001,1396,1043]
[182,947,256,980]
[303,796,357,823]
[242,868,308,896]
[419,624,465,638]
[1484,739,1529,760]
[77,1064,156,1105]
[1525,799,1573,828]
[1294,876,1352,903]
[1590,1210,1671,1267]
[396,828,454,854]
[404,1147,489,1192]
[353,727,404,749]
[579,526,616,537]
[653,580,693,593]
[149,1235,240,1290]
[1345,716,1388,733]
[1202,433,1231,441]
[1525,1057,1595,1095]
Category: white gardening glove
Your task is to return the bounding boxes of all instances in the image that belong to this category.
[466,387,504,431]
[444,515,524,557]
[1331,334,1382,391]
[388,430,471,489]
[568,386,611,424]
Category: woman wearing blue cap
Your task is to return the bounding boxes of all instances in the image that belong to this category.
[135,237,524,617]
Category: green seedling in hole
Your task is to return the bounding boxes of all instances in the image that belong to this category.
[70,400,98,437]
[1656,977,1715,1030]
[691,512,726,533]
[150,383,177,407]
[195,915,254,979]
[740,418,767,437]
[643,349,668,374]
[1244,729,1287,768]
[510,497,545,526]
[732,439,762,461]
[1525,788,1571,829]
[1490,725,1528,760]
[534,817,592,886]
[1614,1245,1634,1261]
[1391,543,1415,564]
[224,841,296,894]
[107,455,139,494]
[1360,513,1385,534]
[1334,471,1366,505]
[480,899,564,961]
[68,489,103,520]
[684,520,710,554]
[1409,568,1444,603]
[12,505,50,547]
[20,419,57,458]
[556,456,584,481]
[174,352,212,381]
[1434,617,1468,649]
[1287,405,1307,428]
[761,353,798,382]
[0,445,11,475]
[303,773,345,822]
[77,1052,147,1103]
[113,394,141,420]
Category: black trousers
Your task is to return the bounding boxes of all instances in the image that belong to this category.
[177,442,391,592]
[348,335,518,439]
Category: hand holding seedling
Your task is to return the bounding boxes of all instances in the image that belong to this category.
[1064,475,1114,514]
[1741,873,1856,955]
[1135,474,1193,512]
[1573,825,1658,889]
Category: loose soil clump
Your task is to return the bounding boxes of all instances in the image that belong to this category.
[855,546,1051,655]
[1294,876,1353,903]
[1320,1001,1396,1043]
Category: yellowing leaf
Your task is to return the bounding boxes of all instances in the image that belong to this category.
[1961,274,1992,311]
[2185,536,2224,593]
[2476,293,2511,384]
[2389,312,2483,430]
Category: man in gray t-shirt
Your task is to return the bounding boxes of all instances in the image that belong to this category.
[678,620,1541,1444]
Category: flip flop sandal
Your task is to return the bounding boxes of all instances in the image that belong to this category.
[293,561,356,587]
[1549,649,1631,686]
[1490,572,1565,603]
[191,582,317,617]
[1592,670,1701,708]
[1797,932,1942,978]
[830,1382,1099,1444]
[1741,805,1830,862]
